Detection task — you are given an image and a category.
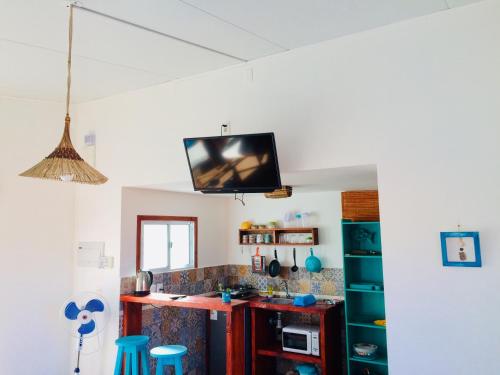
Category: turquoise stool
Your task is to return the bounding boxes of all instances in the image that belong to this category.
[150,345,187,375]
[114,335,150,375]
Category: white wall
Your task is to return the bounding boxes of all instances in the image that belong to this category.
[0,97,75,375]
[121,188,229,276]
[227,191,343,269]
[72,1,500,374]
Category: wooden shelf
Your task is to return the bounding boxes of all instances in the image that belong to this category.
[257,343,322,364]
[342,221,380,225]
[348,315,386,330]
[239,227,319,246]
[342,218,389,375]
[346,288,384,294]
[349,356,388,366]
[240,242,315,246]
[348,322,386,330]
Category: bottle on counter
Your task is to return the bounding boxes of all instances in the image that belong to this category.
[276,312,283,342]
[267,284,274,297]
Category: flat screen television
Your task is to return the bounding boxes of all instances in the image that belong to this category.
[183,133,282,193]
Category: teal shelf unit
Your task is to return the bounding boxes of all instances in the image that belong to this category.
[342,221,389,375]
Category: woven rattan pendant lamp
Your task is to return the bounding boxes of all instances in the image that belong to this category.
[19,5,107,185]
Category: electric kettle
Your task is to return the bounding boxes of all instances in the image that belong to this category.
[134,270,153,296]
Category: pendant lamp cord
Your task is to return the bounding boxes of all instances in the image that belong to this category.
[66,5,74,116]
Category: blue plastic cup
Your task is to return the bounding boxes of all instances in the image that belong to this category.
[221,292,231,303]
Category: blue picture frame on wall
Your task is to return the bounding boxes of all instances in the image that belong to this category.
[440,231,481,267]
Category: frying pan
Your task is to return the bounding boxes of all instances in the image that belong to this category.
[268,248,281,277]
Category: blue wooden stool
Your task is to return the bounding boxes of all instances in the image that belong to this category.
[114,335,150,375]
[150,345,187,375]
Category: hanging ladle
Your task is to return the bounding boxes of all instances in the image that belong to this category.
[291,248,298,272]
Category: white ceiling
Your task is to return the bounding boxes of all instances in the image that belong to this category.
[144,164,378,194]
[0,0,483,103]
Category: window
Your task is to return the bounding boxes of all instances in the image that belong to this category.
[137,216,197,272]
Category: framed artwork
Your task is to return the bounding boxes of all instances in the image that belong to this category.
[440,231,481,267]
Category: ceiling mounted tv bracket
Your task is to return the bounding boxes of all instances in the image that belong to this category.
[234,193,245,206]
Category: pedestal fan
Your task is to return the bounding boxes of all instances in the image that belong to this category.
[62,292,109,374]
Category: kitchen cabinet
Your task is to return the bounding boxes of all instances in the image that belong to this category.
[120,293,247,375]
[248,297,343,375]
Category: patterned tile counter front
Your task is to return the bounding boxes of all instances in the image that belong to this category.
[120,265,344,374]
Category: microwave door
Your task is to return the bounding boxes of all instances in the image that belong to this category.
[282,331,311,354]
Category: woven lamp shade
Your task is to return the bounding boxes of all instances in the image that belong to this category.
[19,115,108,185]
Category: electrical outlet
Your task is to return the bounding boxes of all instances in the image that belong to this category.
[99,255,114,269]
[84,133,96,146]
[210,310,218,320]
[221,122,231,135]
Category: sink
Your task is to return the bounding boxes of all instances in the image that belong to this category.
[261,297,293,305]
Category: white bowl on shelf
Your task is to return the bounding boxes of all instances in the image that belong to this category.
[353,343,378,358]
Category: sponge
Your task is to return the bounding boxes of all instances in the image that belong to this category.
[293,294,316,307]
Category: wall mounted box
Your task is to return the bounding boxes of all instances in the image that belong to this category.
[77,242,114,269]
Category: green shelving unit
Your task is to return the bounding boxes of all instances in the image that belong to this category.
[342,221,389,375]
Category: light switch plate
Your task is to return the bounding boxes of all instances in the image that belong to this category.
[99,256,114,269]
[210,310,218,320]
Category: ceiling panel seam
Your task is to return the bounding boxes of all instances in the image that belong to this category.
[72,3,248,62]
[177,0,289,51]
[0,37,166,77]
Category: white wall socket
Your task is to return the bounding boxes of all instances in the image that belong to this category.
[210,310,218,320]
[99,256,114,269]
[222,123,231,135]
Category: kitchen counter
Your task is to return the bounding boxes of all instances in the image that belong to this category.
[247,295,341,314]
[120,292,343,375]
[248,295,344,375]
[120,293,247,375]
[121,293,248,311]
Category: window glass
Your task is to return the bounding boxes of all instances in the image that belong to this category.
[139,218,196,272]
[170,224,191,269]
[142,223,168,271]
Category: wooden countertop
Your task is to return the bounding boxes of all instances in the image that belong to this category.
[248,296,342,314]
[120,293,248,312]
[121,293,342,314]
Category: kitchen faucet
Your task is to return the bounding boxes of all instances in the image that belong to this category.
[280,280,291,298]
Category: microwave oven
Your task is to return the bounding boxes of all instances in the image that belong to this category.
[282,324,320,356]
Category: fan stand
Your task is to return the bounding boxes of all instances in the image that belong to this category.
[74,334,83,374]
[63,293,108,375]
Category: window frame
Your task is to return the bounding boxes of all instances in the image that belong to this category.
[136,215,198,273]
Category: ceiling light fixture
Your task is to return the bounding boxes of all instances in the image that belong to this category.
[19,4,108,185]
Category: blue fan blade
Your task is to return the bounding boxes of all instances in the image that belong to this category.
[84,299,104,313]
[78,320,96,335]
[64,302,81,320]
